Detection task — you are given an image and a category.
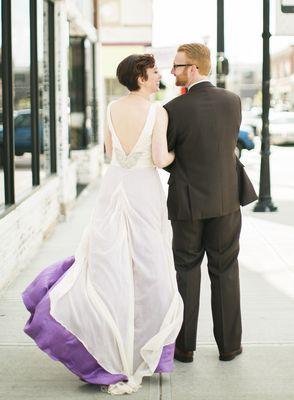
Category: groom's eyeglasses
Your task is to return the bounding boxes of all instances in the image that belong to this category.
[172,64,199,69]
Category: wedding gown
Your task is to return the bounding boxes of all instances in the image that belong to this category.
[22,101,183,395]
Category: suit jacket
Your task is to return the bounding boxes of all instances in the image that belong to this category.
[163,81,257,220]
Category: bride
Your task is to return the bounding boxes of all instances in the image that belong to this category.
[22,54,183,395]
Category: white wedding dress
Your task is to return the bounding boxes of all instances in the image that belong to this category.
[23,101,183,395]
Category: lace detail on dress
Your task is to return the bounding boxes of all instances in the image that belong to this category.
[114,148,143,169]
[107,101,158,169]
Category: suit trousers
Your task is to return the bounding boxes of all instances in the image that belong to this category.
[171,209,242,353]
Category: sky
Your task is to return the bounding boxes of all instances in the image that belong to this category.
[8,0,294,67]
[152,0,294,64]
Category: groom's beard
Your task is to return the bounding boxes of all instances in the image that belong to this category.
[175,72,189,87]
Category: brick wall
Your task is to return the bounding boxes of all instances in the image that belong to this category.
[0,162,78,292]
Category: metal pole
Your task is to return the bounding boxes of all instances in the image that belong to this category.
[92,0,98,144]
[48,0,57,173]
[2,0,15,205]
[92,44,98,144]
[30,0,40,186]
[216,0,225,88]
[254,0,277,212]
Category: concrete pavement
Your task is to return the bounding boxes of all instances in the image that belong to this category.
[1,144,294,399]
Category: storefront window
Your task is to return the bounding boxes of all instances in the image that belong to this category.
[45,0,57,175]
[68,37,99,150]
[12,0,32,201]
[68,36,87,150]
[85,39,94,145]
[38,0,49,182]
[0,0,57,211]
[91,43,98,144]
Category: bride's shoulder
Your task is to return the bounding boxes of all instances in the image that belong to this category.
[107,97,129,114]
[108,97,124,107]
[154,101,168,118]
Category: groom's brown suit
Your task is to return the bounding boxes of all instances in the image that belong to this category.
[163,81,257,353]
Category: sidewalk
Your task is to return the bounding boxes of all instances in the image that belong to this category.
[1,152,294,400]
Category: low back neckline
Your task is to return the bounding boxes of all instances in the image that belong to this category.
[108,101,155,157]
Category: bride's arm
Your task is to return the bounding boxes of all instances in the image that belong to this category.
[104,124,113,160]
[151,106,175,168]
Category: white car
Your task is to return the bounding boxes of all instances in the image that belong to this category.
[257,111,294,145]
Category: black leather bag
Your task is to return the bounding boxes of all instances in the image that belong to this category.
[236,157,258,206]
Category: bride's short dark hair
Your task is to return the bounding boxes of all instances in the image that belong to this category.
[116,54,155,91]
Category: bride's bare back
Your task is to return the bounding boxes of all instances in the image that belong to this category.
[105,94,174,168]
[109,95,152,155]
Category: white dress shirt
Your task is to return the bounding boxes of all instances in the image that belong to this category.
[188,79,210,91]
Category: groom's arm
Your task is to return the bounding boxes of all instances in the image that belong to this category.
[163,103,177,173]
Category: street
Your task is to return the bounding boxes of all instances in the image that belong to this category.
[241,139,294,204]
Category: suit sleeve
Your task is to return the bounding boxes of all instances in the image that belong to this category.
[237,95,242,128]
[163,103,177,152]
[234,96,243,170]
[162,103,177,173]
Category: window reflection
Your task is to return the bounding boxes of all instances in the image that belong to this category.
[12,0,32,201]
[68,37,97,149]
[69,36,87,150]
[38,0,49,182]
[85,39,94,145]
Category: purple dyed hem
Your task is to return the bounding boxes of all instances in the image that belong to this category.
[22,256,175,385]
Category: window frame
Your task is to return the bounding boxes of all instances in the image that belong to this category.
[0,0,57,211]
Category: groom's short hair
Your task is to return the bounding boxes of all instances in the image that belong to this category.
[177,43,211,75]
[116,54,155,91]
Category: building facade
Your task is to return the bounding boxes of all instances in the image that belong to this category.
[0,0,102,290]
[99,0,153,107]
[271,45,294,111]
[226,63,261,109]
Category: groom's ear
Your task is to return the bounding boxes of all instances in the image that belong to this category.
[191,64,198,73]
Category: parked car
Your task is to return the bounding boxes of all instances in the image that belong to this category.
[242,108,261,136]
[0,110,44,163]
[236,125,255,158]
[258,111,294,145]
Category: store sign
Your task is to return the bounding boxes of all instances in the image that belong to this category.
[275,0,294,35]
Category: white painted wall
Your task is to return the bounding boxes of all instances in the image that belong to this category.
[0,178,60,292]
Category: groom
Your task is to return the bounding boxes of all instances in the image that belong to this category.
[163,43,257,363]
